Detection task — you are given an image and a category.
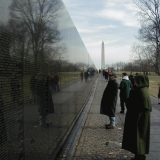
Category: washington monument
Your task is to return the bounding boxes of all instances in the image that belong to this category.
[101,41,105,69]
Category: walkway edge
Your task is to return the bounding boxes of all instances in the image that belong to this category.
[55,78,98,160]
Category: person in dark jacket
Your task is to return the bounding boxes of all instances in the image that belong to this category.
[35,73,54,127]
[119,73,132,113]
[84,70,88,82]
[122,74,152,160]
[104,69,109,82]
[100,72,119,129]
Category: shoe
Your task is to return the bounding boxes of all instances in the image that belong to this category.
[120,111,124,114]
[131,155,146,160]
[105,124,110,127]
[40,123,49,128]
[106,125,115,129]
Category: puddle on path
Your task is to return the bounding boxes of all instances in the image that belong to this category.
[106,140,122,147]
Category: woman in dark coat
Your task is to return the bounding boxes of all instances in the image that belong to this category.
[122,75,152,160]
[100,72,119,129]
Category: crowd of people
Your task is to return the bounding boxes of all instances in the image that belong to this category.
[79,69,96,82]
[100,71,152,160]
[4,69,156,159]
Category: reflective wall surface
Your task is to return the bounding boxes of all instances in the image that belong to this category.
[0,0,97,159]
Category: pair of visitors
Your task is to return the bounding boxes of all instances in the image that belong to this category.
[100,73,152,160]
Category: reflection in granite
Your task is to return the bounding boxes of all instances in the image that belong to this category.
[0,0,97,159]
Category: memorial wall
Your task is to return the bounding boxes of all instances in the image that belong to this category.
[0,0,96,159]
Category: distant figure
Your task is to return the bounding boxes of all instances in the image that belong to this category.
[108,69,111,75]
[119,73,132,114]
[122,75,152,160]
[84,71,88,82]
[80,71,83,81]
[104,70,109,82]
[100,72,119,129]
[54,73,60,91]
[30,75,38,102]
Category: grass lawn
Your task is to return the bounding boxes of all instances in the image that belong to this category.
[1,72,81,102]
[116,71,160,97]
[59,72,80,85]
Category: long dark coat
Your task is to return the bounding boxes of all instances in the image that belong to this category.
[122,75,152,155]
[35,77,54,116]
[100,79,119,117]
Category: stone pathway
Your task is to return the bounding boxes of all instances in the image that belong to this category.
[72,75,160,160]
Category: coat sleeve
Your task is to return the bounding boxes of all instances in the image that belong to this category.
[119,81,124,90]
[112,82,119,97]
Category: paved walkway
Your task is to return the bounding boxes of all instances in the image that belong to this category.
[72,74,160,160]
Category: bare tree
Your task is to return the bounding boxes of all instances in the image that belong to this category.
[134,0,160,74]
[9,0,62,72]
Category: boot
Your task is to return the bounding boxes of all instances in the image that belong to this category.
[131,155,138,160]
[138,155,146,160]
[131,155,146,160]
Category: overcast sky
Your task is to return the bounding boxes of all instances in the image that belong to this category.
[62,0,140,69]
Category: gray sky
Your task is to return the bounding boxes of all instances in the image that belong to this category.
[62,0,140,69]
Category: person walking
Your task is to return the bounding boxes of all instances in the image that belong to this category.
[119,73,132,113]
[80,71,83,81]
[100,72,119,129]
[122,74,152,160]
